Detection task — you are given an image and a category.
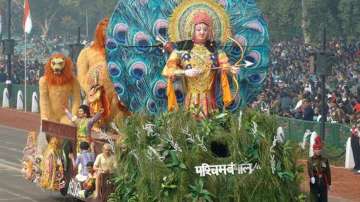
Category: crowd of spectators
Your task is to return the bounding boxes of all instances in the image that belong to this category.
[251,38,360,124]
[0,35,75,85]
[0,56,43,85]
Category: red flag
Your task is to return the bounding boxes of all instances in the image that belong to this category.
[23,0,32,34]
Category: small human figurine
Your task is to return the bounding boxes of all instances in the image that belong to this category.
[87,84,110,130]
[65,105,103,153]
[22,159,34,181]
[23,131,37,157]
[22,131,37,181]
[307,136,331,202]
[93,143,116,198]
[39,137,65,191]
[74,142,95,182]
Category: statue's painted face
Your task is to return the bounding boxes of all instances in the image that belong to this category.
[50,57,65,75]
[49,137,59,148]
[194,23,209,44]
[88,85,102,103]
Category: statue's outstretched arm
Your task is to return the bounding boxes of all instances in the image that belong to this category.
[76,48,89,91]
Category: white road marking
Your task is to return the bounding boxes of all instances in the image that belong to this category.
[0,164,21,172]
[0,198,29,201]
[0,124,28,133]
[3,140,24,147]
[0,159,21,172]
[0,145,23,153]
[0,188,39,202]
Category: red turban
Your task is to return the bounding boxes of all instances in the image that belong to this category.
[193,11,213,26]
[313,136,323,150]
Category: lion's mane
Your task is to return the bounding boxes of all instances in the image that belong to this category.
[91,17,109,55]
[44,53,74,86]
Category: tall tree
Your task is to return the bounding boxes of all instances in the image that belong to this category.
[0,0,117,39]
[301,0,311,44]
[257,0,302,41]
[338,0,360,41]
[0,0,64,38]
[0,0,358,43]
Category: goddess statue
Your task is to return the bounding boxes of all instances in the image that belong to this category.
[162,10,237,118]
[105,0,270,115]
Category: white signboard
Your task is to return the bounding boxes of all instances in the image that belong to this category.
[195,162,260,177]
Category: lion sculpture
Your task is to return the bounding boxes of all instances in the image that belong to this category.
[77,18,128,127]
[39,53,81,125]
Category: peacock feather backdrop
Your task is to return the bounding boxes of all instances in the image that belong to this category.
[106,0,270,114]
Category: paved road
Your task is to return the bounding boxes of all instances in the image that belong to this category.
[0,125,69,202]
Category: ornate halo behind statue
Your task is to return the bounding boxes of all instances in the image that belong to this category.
[169,0,231,44]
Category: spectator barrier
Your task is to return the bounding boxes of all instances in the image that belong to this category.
[0,83,39,112]
[16,90,24,110]
[276,116,350,152]
[2,88,9,108]
[31,91,39,113]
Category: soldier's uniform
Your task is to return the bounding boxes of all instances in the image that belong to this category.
[307,136,331,202]
[351,125,360,171]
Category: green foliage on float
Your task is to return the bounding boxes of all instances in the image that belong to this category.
[109,110,303,202]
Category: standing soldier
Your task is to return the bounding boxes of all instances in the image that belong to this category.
[351,120,360,173]
[307,136,331,202]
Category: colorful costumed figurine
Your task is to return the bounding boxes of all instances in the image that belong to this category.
[307,136,331,202]
[77,18,129,126]
[22,131,43,184]
[162,8,238,118]
[39,137,65,191]
[87,82,110,131]
[22,131,37,182]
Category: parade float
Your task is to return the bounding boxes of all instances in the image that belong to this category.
[22,0,304,201]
